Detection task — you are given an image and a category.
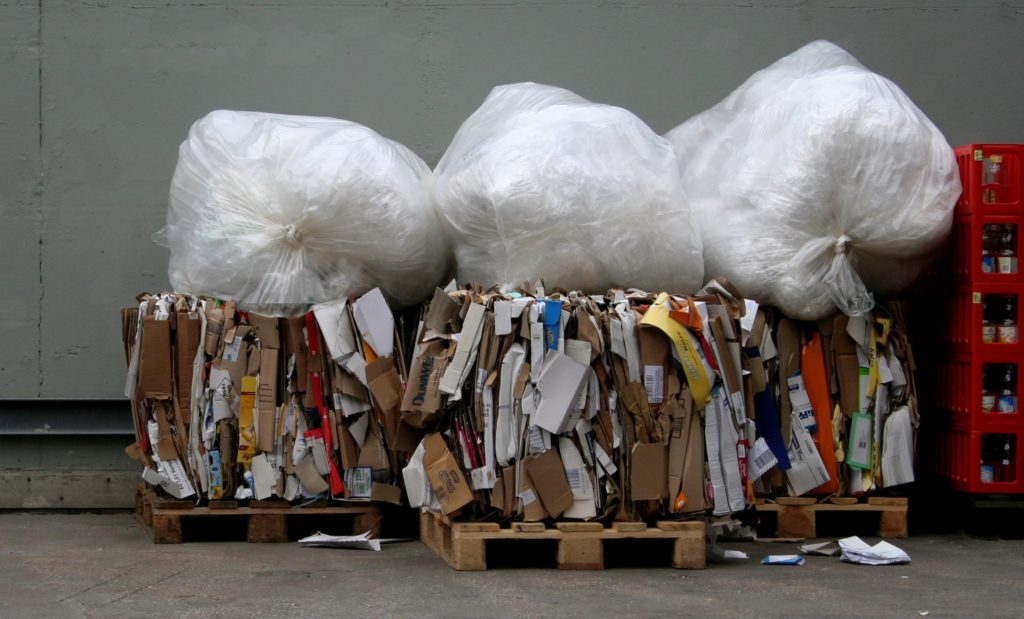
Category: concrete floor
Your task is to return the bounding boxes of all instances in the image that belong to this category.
[1,513,1021,618]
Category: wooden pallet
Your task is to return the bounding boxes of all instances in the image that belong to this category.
[135,487,382,544]
[755,496,908,539]
[419,512,705,570]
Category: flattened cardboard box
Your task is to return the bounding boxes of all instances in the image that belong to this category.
[524,448,573,519]
[631,442,668,500]
[423,433,473,514]
[139,317,173,400]
[174,312,201,419]
[638,325,670,407]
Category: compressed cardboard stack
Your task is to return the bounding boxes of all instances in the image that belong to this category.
[121,289,409,505]
[400,280,918,522]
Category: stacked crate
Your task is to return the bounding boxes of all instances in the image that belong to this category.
[937,145,1024,493]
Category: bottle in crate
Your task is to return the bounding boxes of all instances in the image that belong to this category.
[956,145,1023,211]
[981,364,996,412]
[982,298,997,344]
[981,225,997,273]
[997,224,1018,274]
[999,437,1015,483]
[998,295,1018,344]
[998,365,1017,414]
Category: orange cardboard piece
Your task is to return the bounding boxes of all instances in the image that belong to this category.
[801,332,840,495]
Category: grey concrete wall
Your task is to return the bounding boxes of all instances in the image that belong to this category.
[2,0,1023,398]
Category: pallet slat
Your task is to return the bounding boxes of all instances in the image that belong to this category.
[420,513,706,571]
[756,497,909,538]
[135,488,382,543]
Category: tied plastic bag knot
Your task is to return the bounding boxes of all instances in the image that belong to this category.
[282,223,302,247]
[825,249,874,317]
[834,234,853,256]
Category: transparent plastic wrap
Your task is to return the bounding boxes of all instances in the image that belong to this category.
[433,82,703,294]
[163,110,448,315]
[666,41,960,320]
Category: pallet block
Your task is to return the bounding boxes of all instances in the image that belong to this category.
[135,487,381,543]
[419,512,706,571]
[756,496,909,539]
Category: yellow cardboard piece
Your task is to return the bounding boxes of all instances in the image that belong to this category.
[237,375,259,465]
[639,293,711,409]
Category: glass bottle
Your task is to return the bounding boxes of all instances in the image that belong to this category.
[998,225,1018,274]
[997,296,1018,344]
[982,225,996,273]
[999,366,1017,413]
[999,439,1013,482]
[983,155,1004,204]
[982,365,997,412]
[982,299,997,344]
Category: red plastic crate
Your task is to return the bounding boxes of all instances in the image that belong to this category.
[936,353,1024,430]
[951,213,1024,284]
[955,144,1024,214]
[937,421,1024,494]
[942,283,1024,354]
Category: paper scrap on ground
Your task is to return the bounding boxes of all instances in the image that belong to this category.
[800,541,840,556]
[838,536,910,565]
[723,549,749,560]
[298,530,381,551]
[762,554,805,565]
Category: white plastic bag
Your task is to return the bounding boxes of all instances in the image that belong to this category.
[163,110,448,314]
[666,41,960,320]
[433,83,703,294]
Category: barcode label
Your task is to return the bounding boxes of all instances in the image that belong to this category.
[671,416,683,439]
[519,488,537,506]
[847,412,872,469]
[567,467,583,491]
[528,426,547,454]
[644,365,664,404]
[750,437,778,481]
[787,373,817,433]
